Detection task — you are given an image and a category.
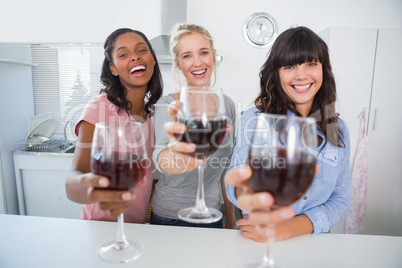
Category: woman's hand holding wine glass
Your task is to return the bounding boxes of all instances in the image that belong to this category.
[163,99,233,174]
[91,121,149,263]
[224,166,296,239]
[163,100,201,173]
[78,172,136,217]
[226,114,318,268]
[165,86,229,223]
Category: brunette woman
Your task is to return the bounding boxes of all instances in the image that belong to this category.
[225,26,351,242]
[66,28,162,223]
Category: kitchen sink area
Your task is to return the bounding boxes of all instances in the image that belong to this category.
[13,141,81,219]
[11,114,82,219]
[13,149,81,219]
[22,139,76,154]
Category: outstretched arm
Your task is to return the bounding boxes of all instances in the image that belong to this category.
[65,121,137,217]
[224,166,295,240]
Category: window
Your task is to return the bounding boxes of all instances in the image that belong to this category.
[0,43,105,141]
[31,43,104,140]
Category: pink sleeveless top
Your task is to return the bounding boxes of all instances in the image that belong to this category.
[75,93,154,223]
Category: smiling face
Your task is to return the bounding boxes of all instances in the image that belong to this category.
[109,32,155,91]
[279,61,323,117]
[176,32,215,87]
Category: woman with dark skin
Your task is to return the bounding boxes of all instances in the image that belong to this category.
[66,28,163,223]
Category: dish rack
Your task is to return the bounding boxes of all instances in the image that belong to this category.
[23,140,73,153]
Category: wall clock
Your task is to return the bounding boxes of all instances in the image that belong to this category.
[243,12,278,48]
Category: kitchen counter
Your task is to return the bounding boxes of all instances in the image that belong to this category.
[13,149,75,157]
[1,214,401,268]
[13,150,81,218]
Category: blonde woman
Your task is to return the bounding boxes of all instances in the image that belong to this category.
[151,23,236,228]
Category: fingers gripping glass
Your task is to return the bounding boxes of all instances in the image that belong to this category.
[244,114,317,268]
[176,86,227,223]
[91,122,148,263]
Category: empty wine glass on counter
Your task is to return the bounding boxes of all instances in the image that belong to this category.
[245,113,317,268]
[91,121,148,263]
[176,86,227,223]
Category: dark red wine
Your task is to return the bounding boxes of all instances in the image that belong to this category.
[248,148,315,206]
[91,152,146,191]
[177,116,227,158]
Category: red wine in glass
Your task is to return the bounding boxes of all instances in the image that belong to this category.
[244,113,317,268]
[91,152,146,191]
[177,116,227,159]
[177,86,227,224]
[91,121,147,263]
[248,148,315,206]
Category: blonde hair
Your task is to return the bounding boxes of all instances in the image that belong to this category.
[169,22,217,90]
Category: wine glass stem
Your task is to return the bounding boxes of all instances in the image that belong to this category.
[194,162,207,212]
[116,213,129,248]
[261,223,276,268]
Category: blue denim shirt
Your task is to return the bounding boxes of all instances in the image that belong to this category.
[225,107,351,234]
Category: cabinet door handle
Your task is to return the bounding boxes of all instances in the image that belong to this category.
[372,108,378,130]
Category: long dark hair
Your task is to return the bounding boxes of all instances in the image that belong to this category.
[255,26,344,147]
[100,28,163,116]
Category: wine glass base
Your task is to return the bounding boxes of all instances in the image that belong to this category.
[98,239,143,263]
[241,260,280,268]
[178,207,222,224]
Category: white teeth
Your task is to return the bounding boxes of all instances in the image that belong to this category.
[192,69,206,75]
[293,84,311,91]
[130,65,146,74]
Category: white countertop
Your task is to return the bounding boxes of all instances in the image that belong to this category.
[13,149,74,157]
[0,214,401,268]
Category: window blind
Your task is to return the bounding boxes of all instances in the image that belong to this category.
[0,43,105,141]
[31,43,104,140]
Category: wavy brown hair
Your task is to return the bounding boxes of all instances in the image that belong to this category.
[255,26,344,147]
[100,28,163,116]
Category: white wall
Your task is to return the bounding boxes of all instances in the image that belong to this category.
[1,0,401,106]
[0,0,162,43]
[187,0,402,110]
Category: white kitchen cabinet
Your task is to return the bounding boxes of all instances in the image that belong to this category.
[13,151,81,219]
[364,29,402,236]
[321,27,402,236]
[0,56,35,214]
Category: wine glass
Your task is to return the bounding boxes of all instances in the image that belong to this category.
[91,121,148,263]
[245,113,317,268]
[176,86,227,223]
